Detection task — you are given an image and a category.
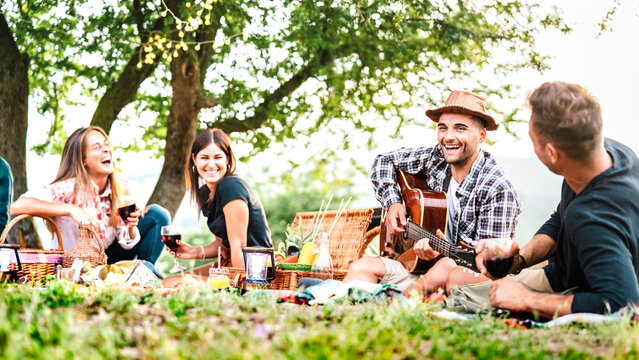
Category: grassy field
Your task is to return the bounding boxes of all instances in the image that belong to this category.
[1,280,638,359]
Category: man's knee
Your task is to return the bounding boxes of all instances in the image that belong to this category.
[422,258,456,293]
[347,256,386,280]
[446,266,466,294]
[445,266,488,294]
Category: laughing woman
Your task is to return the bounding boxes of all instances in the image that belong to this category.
[168,129,272,277]
[10,126,170,265]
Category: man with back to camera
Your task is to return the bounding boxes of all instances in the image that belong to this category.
[343,90,522,294]
[446,81,639,316]
[0,156,13,235]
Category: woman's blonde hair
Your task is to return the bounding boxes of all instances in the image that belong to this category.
[53,126,122,227]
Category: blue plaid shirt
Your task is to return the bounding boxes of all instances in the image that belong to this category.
[371,146,522,245]
[0,156,13,234]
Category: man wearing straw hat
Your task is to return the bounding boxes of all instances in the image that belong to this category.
[344,90,522,294]
[446,82,639,316]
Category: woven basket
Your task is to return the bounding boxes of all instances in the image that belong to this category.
[224,208,374,290]
[291,208,374,270]
[226,267,349,290]
[62,223,106,267]
[0,214,64,282]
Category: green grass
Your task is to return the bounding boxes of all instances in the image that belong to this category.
[1,280,638,359]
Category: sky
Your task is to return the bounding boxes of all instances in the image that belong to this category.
[22,0,639,245]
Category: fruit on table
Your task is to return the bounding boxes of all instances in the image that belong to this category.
[287,244,301,257]
[298,242,318,265]
[276,255,299,264]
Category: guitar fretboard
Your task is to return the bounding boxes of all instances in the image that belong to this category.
[404,221,451,257]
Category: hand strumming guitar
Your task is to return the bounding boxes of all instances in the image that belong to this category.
[386,203,407,235]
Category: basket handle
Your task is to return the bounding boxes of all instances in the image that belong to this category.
[0,214,64,250]
[79,223,105,253]
[358,226,380,259]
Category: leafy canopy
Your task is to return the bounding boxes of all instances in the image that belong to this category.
[3,0,569,156]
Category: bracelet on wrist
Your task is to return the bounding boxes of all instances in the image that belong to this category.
[200,246,206,260]
[512,254,526,275]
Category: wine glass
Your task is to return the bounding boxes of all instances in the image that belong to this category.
[161,225,185,273]
[482,238,514,279]
[117,195,137,223]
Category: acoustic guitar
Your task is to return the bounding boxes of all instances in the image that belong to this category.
[379,170,478,274]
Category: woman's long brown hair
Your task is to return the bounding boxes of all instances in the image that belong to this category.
[186,129,237,212]
[54,126,122,227]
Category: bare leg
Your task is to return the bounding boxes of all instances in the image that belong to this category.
[343,256,387,284]
[404,257,456,296]
[445,266,490,294]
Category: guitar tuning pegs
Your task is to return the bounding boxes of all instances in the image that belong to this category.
[385,242,392,247]
[380,251,388,257]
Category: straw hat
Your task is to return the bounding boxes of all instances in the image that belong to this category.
[425,90,498,131]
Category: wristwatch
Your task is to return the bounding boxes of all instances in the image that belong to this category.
[512,254,526,275]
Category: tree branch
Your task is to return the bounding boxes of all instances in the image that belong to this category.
[132,0,145,38]
[195,95,221,109]
[213,49,334,133]
[90,16,165,133]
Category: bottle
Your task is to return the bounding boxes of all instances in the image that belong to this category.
[311,232,333,279]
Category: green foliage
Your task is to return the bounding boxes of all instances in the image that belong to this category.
[0,282,638,359]
[254,159,358,247]
[3,0,569,156]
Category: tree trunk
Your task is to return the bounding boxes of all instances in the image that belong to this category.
[0,14,41,248]
[147,54,203,216]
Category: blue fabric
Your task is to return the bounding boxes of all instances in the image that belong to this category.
[106,204,171,264]
[0,156,13,235]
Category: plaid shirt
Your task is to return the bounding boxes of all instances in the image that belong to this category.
[0,156,13,234]
[371,146,522,245]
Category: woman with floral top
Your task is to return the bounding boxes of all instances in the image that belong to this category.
[10,126,170,264]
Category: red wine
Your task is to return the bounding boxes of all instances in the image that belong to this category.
[162,234,181,251]
[118,203,136,222]
[484,256,514,279]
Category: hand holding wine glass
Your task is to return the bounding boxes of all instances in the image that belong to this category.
[476,238,518,279]
[117,195,138,223]
[161,225,186,273]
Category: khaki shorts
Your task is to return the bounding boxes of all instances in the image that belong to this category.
[445,268,555,312]
[513,268,553,292]
[379,257,420,291]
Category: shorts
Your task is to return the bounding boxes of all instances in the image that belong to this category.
[379,257,420,291]
[445,268,556,312]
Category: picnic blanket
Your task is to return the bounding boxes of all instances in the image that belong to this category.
[243,278,408,306]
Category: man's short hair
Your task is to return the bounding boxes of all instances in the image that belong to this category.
[471,115,487,129]
[528,82,603,160]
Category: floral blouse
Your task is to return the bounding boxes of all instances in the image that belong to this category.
[22,178,140,251]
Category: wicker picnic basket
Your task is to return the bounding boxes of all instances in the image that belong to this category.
[62,223,106,268]
[226,208,375,290]
[0,214,64,282]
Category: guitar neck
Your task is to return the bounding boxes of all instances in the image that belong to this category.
[405,221,451,257]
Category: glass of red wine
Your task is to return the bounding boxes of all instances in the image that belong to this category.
[161,225,185,273]
[482,238,514,279]
[117,195,137,223]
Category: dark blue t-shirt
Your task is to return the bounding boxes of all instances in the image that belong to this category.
[201,175,272,249]
[538,138,639,313]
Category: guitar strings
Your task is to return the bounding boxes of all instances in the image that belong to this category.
[405,221,451,257]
